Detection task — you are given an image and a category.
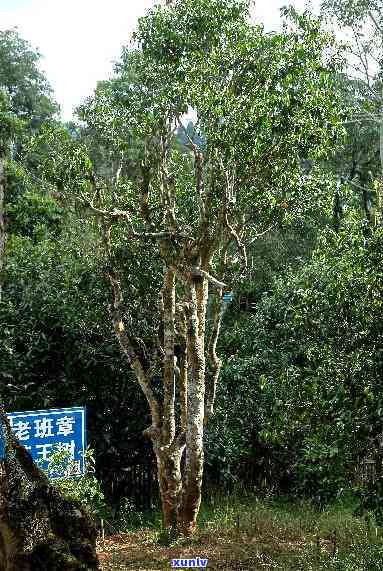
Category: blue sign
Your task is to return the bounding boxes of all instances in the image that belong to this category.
[223,292,234,303]
[1,407,86,477]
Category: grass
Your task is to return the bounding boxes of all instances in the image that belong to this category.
[97,492,383,570]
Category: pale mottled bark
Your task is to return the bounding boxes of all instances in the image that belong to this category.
[109,269,161,429]
[162,269,176,444]
[154,444,183,529]
[101,222,161,431]
[174,303,188,433]
[205,294,224,423]
[179,347,188,433]
[176,278,207,534]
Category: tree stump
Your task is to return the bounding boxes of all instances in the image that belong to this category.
[0,412,99,570]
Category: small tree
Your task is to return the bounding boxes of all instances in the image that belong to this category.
[34,0,343,534]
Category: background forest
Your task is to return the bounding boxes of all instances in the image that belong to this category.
[1,0,383,566]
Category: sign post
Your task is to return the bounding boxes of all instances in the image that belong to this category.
[0,406,86,477]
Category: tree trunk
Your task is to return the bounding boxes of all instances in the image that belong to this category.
[103,221,217,535]
[176,277,208,535]
[0,413,99,570]
[154,445,183,530]
[144,276,210,536]
[205,293,224,422]
[0,153,5,302]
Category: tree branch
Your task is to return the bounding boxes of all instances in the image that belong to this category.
[54,190,192,241]
[368,10,383,36]
[204,293,224,424]
[190,268,227,289]
[224,212,247,267]
[174,302,188,435]
[247,223,277,245]
[100,221,161,429]
[177,118,206,222]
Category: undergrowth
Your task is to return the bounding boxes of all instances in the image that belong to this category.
[99,491,383,570]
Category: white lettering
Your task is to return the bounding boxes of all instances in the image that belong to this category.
[56,416,76,437]
[11,420,31,441]
[171,560,208,569]
[34,417,54,438]
[36,443,53,461]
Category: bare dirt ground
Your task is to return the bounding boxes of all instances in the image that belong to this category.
[96,528,312,570]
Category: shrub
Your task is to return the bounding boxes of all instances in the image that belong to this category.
[43,447,111,522]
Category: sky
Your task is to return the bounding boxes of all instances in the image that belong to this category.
[0,0,318,121]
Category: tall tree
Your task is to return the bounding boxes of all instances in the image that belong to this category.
[0,92,17,302]
[0,29,58,298]
[322,0,383,222]
[34,0,343,534]
[0,32,99,570]
[0,29,58,127]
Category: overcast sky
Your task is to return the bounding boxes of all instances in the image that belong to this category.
[0,0,318,121]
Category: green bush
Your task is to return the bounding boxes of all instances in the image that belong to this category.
[43,447,111,522]
[207,222,383,505]
[115,498,161,531]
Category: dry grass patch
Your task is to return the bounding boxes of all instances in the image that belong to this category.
[96,495,383,570]
[97,526,317,570]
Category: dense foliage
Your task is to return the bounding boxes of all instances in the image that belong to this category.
[1,0,383,529]
[207,220,383,503]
